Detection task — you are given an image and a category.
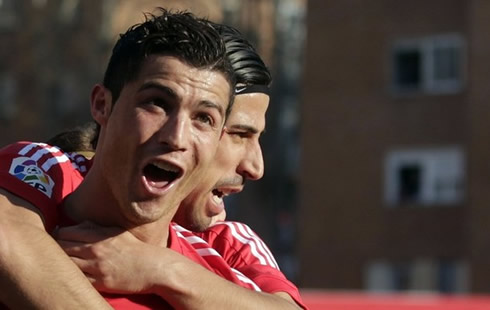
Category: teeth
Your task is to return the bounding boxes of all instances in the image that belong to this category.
[151,161,179,173]
[211,189,226,204]
[212,194,223,204]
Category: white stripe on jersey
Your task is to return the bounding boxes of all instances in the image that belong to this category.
[42,155,71,171]
[239,223,279,269]
[183,235,209,245]
[219,222,268,266]
[173,224,209,245]
[75,156,87,163]
[172,223,190,232]
[31,146,63,162]
[67,153,89,174]
[171,223,260,290]
[218,222,280,270]
[195,248,221,257]
[175,230,185,239]
[18,142,48,156]
[74,164,87,173]
[232,268,261,292]
[17,143,88,174]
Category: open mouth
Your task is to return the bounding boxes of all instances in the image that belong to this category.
[210,185,243,204]
[143,161,182,189]
[211,188,225,204]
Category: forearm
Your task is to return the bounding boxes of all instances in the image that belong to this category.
[56,222,302,309]
[152,250,301,310]
[0,191,111,309]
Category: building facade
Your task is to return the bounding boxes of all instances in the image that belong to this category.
[300,0,490,293]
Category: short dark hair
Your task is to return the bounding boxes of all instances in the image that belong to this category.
[104,8,234,102]
[47,121,97,153]
[92,8,235,149]
[215,24,272,89]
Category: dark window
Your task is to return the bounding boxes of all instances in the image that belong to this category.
[398,164,421,203]
[394,49,421,89]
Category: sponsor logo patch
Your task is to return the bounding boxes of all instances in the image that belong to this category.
[9,157,54,198]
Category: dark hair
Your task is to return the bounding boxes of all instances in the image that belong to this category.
[92,8,235,149]
[214,24,272,89]
[47,121,97,153]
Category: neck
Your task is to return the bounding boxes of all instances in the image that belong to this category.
[63,169,171,247]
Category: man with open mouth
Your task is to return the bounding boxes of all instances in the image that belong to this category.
[51,24,307,309]
[0,8,264,309]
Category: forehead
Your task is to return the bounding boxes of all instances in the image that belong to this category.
[135,55,231,109]
[226,93,269,128]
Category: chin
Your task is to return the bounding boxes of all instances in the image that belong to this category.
[126,202,169,225]
[186,216,210,232]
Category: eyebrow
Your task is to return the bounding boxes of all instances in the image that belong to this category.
[199,100,225,118]
[228,124,261,135]
[138,81,179,100]
[138,81,225,117]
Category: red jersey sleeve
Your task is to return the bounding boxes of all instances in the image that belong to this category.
[0,142,88,232]
[171,223,262,292]
[197,221,308,309]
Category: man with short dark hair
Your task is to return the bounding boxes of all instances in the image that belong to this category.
[54,25,306,310]
[48,22,306,309]
[0,9,248,309]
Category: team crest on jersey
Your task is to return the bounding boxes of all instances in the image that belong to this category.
[9,157,54,198]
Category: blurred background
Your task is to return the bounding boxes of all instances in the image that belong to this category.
[2,0,490,308]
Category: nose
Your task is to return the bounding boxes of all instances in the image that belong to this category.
[159,113,189,151]
[237,141,264,181]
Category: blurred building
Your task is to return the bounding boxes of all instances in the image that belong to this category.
[0,0,224,146]
[0,0,106,145]
[300,0,490,293]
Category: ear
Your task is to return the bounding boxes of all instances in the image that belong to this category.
[90,84,113,126]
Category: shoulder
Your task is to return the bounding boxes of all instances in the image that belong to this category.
[169,223,222,259]
[204,221,269,250]
[170,223,262,291]
[0,141,89,174]
[0,142,89,231]
[198,221,281,270]
[202,221,256,239]
[0,141,88,188]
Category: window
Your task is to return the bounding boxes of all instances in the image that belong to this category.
[398,164,421,203]
[365,258,469,293]
[392,34,465,94]
[384,147,465,206]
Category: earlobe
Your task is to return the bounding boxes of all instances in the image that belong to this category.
[90,84,112,126]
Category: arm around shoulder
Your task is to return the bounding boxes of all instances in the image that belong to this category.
[0,189,111,309]
[150,247,303,310]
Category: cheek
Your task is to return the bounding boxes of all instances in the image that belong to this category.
[216,147,241,171]
[192,130,221,161]
[207,163,225,183]
[135,112,162,139]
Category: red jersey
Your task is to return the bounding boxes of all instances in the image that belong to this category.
[0,141,258,309]
[197,221,308,309]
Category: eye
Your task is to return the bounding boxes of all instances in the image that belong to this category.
[147,98,170,110]
[195,112,214,126]
[231,132,250,138]
[226,130,253,141]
